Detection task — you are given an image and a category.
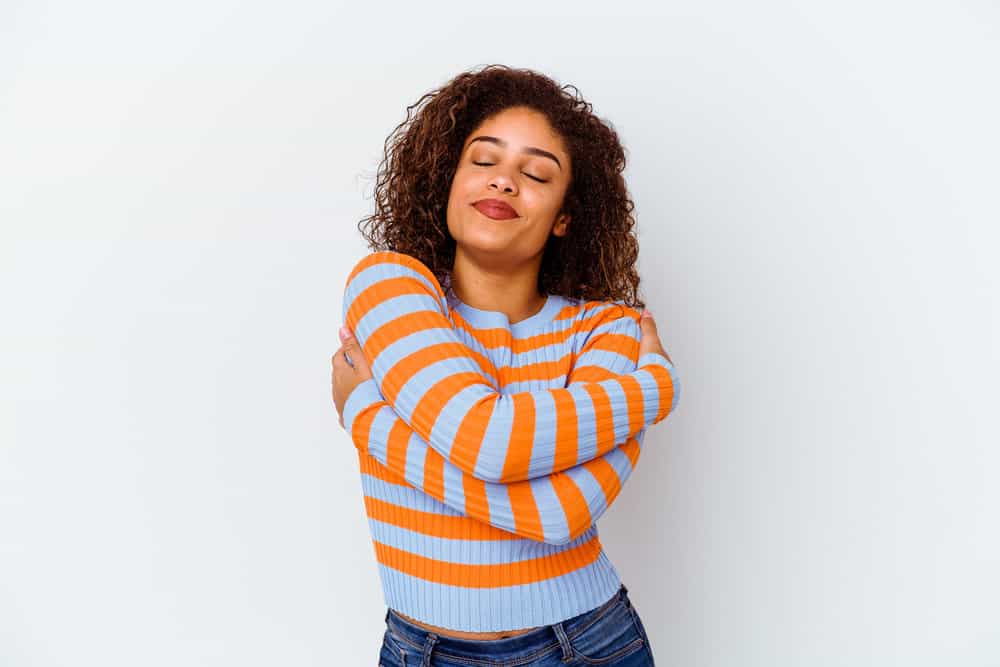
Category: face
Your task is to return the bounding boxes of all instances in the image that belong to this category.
[446,106,572,262]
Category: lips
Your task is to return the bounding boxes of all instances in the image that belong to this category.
[472,199,519,220]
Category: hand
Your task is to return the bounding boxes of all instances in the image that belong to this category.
[331,325,374,430]
[638,310,673,365]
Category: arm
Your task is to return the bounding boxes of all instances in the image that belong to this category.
[342,250,678,484]
[342,308,682,546]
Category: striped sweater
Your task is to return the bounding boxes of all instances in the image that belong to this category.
[341,250,681,632]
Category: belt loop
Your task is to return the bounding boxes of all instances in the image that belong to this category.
[420,632,438,667]
[552,622,575,663]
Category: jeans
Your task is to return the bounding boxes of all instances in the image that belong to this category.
[377,584,655,666]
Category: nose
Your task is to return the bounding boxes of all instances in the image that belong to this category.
[487,168,517,194]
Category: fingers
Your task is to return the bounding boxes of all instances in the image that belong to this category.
[331,346,352,371]
[337,327,369,372]
[332,326,357,370]
[639,310,659,342]
[638,309,672,364]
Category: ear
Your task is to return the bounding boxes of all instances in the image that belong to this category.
[552,212,571,237]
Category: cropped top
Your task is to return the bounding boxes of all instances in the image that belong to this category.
[340,250,681,632]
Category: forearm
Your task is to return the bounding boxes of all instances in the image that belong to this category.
[343,379,648,546]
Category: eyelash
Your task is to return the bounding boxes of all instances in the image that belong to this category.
[472,161,548,183]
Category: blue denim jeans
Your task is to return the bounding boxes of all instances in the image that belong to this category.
[377,584,655,666]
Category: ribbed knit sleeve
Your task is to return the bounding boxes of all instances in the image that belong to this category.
[342,250,678,484]
[341,308,681,546]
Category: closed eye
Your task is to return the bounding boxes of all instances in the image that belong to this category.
[472,161,548,183]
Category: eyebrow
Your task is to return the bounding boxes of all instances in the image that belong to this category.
[467,136,562,170]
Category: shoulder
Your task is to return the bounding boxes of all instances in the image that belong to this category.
[572,298,642,336]
[344,251,445,300]
[559,297,643,358]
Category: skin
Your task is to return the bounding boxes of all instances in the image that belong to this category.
[331,106,671,640]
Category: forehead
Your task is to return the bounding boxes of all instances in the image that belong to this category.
[464,107,568,157]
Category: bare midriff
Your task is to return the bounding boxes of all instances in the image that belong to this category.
[394,610,539,640]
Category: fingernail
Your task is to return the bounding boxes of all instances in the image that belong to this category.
[641,309,652,319]
[339,325,353,339]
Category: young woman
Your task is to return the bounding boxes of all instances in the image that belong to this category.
[332,65,680,666]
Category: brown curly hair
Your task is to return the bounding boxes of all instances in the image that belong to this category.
[356,64,646,310]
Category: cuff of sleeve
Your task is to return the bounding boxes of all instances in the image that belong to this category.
[342,378,384,435]
[637,352,681,414]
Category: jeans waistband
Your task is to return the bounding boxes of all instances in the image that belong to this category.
[383,584,631,662]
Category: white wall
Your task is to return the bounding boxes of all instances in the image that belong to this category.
[2,1,997,665]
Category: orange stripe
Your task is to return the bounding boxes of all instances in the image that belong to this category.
[349,399,382,454]
[385,346,492,407]
[363,496,519,541]
[641,364,675,422]
[446,397,491,476]
[497,355,569,386]
[506,481,544,543]
[581,381,615,458]
[550,474,592,542]
[620,437,641,468]
[358,450,405,485]
[500,392,535,481]
[408,369,491,472]
[617,374,646,440]
[423,443,445,500]
[587,331,640,358]
[552,389,580,473]
[345,251,447,300]
[581,456,623,514]
[386,419,411,484]
[462,474,491,527]
[372,533,603,588]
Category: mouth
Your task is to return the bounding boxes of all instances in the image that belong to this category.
[472,199,519,220]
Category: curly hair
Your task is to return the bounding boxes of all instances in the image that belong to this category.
[356,64,646,310]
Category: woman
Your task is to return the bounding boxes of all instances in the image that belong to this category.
[332,65,680,666]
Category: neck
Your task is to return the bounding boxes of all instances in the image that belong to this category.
[449,248,547,325]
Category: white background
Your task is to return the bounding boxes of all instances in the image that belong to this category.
[2,1,998,665]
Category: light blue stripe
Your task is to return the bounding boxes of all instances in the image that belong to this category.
[602,380,633,448]
[479,397,515,480]
[401,359,487,425]
[403,431,426,490]
[428,380,496,464]
[367,405,402,464]
[572,389,599,465]
[502,375,569,393]
[341,378,382,438]
[440,452,467,513]
[525,390,557,476]
[509,338,569,364]
[562,465,606,521]
[484,481,514,527]
[635,367,662,424]
[359,473,462,517]
[352,294,442,345]
[666,363,682,412]
[603,446,634,491]
[527,476,572,545]
[345,258,448,316]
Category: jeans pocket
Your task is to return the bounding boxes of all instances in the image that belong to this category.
[567,598,647,665]
[378,628,409,667]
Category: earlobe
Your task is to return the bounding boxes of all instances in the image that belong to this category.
[554,214,570,236]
